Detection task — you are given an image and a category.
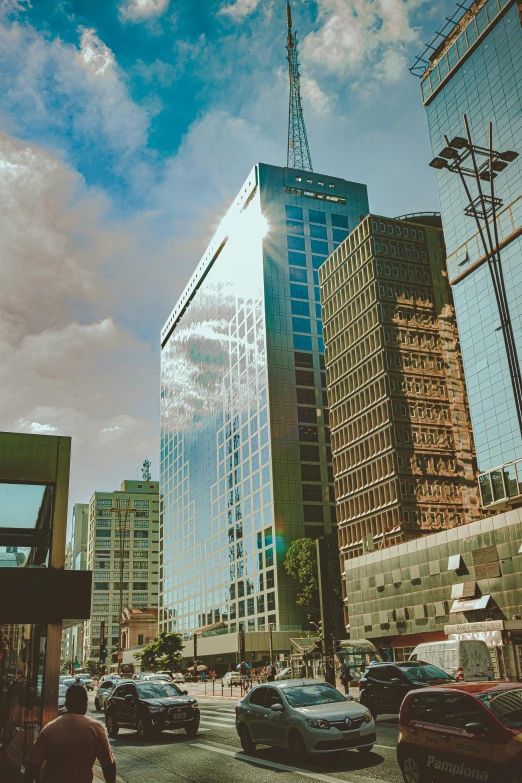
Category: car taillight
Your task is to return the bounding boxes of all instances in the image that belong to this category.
[457,667,464,681]
[358,680,362,689]
[235,705,238,714]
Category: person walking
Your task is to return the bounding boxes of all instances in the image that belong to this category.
[23,683,116,783]
[339,658,353,696]
[264,661,275,682]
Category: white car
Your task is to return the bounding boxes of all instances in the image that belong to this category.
[222,671,242,686]
[58,684,68,715]
[236,680,375,758]
[172,673,185,683]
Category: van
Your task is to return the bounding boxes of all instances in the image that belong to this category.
[408,640,493,681]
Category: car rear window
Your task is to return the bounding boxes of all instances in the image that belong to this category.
[478,688,522,729]
[401,664,452,682]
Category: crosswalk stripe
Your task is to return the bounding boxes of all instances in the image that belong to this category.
[199,719,236,729]
[200,710,236,717]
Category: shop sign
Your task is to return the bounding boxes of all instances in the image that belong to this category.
[444,620,504,634]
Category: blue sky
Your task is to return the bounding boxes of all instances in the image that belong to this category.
[0,0,456,527]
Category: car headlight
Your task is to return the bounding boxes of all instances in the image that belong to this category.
[363,710,373,724]
[147,706,165,713]
[306,718,330,730]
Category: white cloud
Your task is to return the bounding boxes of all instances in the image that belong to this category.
[303,0,425,83]
[119,0,169,22]
[219,0,261,19]
[78,28,114,76]
[301,75,332,114]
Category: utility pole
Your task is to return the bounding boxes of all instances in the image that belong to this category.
[193,632,198,679]
[268,623,274,666]
[316,537,336,688]
[99,620,106,676]
[109,497,133,676]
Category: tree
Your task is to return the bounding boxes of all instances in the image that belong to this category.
[84,659,99,676]
[135,631,184,672]
[60,660,71,675]
[284,538,320,622]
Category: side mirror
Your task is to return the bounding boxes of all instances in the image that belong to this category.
[182,690,188,695]
[271,703,285,713]
[465,722,488,734]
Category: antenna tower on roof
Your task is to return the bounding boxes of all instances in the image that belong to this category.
[286,0,313,172]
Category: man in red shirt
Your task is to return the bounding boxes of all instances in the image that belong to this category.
[24,684,116,783]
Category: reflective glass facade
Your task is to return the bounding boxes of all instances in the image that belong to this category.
[421,0,522,473]
[160,163,368,636]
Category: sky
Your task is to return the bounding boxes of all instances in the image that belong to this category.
[0,0,457,532]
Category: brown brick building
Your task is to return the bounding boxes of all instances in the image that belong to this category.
[319,213,481,580]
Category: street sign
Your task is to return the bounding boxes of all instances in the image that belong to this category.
[118,653,122,660]
[73,662,80,669]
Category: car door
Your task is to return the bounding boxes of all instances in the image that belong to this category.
[437,693,496,776]
[109,684,126,722]
[246,687,270,742]
[388,670,414,713]
[263,688,287,746]
[119,683,139,727]
[366,666,394,712]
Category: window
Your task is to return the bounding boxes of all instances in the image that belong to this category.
[291,300,310,317]
[443,694,488,729]
[135,500,149,509]
[290,267,307,284]
[287,219,304,235]
[290,284,308,300]
[288,236,305,252]
[286,205,303,221]
[310,224,327,240]
[137,634,144,646]
[249,687,269,706]
[288,251,306,267]
[409,693,443,724]
[308,209,326,224]
[292,317,311,334]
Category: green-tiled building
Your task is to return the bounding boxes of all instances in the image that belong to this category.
[344,508,522,679]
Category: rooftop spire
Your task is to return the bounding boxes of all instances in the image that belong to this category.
[286,0,313,172]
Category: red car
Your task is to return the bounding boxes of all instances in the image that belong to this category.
[397,681,522,783]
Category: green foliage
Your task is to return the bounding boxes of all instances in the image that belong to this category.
[60,660,71,675]
[135,631,184,672]
[84,659,99,676]
[283,538,320,622]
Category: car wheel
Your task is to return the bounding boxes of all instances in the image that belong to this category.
[185,721,199,737]
[288,729,308,761]
[238,723,256,753]
[357,745,373,754]
[400,755,425,783]
[106,713,119,739]
[136,716,154,741]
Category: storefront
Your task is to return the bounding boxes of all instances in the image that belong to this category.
[0,432,92,781]
[444,619,522,681]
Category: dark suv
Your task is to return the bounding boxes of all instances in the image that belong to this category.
[358,661,454,718]
[105,679,200,740]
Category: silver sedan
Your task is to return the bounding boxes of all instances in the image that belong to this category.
[236,679,375,758]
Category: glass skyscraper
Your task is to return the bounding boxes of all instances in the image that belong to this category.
[416,0,522,508]
[160,163,368,636]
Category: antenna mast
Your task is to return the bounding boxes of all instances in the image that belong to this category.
[286,0,313,172]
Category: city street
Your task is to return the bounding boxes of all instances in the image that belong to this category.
[89,690,403,783]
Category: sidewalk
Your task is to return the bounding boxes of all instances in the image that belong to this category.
[181,679,360,701]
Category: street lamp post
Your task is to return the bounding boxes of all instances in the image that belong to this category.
[429,114,522,436]
[109,497,134,677]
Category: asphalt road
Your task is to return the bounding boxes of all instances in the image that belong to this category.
[89,690,405,783]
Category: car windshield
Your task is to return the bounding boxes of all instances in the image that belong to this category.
[283,684,347,707]
[136,682,182,699]
[478,688,522,729]
[400,664,452,682]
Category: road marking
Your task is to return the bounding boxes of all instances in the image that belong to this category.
[373,744,395,750]
[191,742,391,783]
[199,719,237,729]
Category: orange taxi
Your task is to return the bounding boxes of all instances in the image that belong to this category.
[397,681,522,783]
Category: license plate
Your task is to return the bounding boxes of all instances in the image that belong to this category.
[343,730,360,740]
[170,712,186,721]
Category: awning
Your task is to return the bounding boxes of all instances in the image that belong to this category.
[290,637,321,654]
[450,595,491,613]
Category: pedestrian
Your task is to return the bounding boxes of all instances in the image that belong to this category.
[23,683,116,783]
[265,660,275,682]
[340,658,353,696]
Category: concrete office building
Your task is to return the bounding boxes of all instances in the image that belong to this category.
[415,0,522,509]
[319,213,481,599]
[160,164,368,641]
[83,480,160,661]
[343,507,522,680]
[71,503,89,572]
